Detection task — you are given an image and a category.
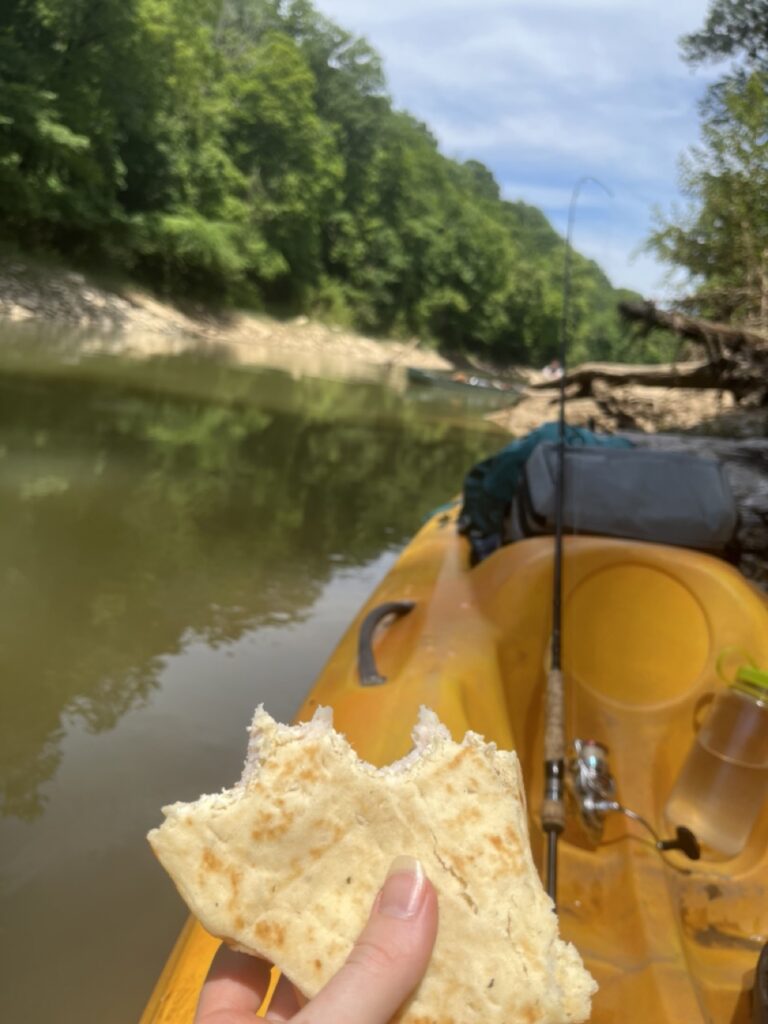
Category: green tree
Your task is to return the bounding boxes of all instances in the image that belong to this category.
[222,29,343,303]
[681,0,768,68]
[648,2,768,324]
[0,0,631,361]
[649,71,768,322]
[0,0,144,245]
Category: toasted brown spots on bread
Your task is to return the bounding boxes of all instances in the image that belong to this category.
[149,707,596,1024]
[307,822,346,861]
[226,868,243,911]
[450,850,478,876]
[253,919,286,949]
[448,747,472,769]
[202,849,221,872]
[250,810,292,842]
[504,825,520,847]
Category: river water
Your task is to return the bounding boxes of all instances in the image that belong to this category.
[0,328,500,1023]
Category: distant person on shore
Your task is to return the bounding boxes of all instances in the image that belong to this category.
[542,358,563,381]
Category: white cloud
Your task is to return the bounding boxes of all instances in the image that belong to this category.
[317,0,716,294]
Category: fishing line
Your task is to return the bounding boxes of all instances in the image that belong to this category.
[543,175,612,906]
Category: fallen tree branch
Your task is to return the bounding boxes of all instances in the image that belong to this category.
[529,302,767,402]
[619,300,768,357]
[530,359,719,396]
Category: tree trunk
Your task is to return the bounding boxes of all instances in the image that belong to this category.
[529,359,719,396]
[618,301,768,402]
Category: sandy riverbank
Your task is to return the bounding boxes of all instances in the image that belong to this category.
[3,256,766,440]
[0,259,454,376]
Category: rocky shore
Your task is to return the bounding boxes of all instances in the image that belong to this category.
[492,369,767,439]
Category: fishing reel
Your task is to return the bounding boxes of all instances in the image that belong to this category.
[567,739,700,861]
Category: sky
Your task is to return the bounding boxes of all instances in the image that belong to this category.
[315,0,718,298]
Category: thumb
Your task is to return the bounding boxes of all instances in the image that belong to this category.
[293,857,438,1024]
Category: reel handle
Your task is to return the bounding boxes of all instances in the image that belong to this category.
[656,826,701,861]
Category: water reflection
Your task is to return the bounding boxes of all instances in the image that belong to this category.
[0,350,495,820]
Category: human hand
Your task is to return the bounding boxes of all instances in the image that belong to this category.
[195,856,438,1024]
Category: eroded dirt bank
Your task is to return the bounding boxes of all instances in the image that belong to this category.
[0,259,453,374]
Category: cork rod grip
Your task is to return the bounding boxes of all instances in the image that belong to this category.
[544,667,565,763]
[541,796,566,832]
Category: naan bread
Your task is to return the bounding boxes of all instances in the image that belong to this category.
[148,706,596,1023]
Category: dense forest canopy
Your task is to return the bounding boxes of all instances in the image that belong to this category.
[1,0,666,363]
[648,0,768,329]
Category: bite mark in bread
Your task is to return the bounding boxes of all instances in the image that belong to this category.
[148,706,596,1024]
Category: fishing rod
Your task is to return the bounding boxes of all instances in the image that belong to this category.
[542,176,612,906]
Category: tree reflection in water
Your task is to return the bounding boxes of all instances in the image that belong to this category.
[0,353,495,819]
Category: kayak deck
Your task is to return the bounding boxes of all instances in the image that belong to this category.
[141,503,768,1022]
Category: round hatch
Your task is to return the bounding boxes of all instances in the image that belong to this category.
[564,564,710,707]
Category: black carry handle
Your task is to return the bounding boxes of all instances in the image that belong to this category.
[357,601,415,686]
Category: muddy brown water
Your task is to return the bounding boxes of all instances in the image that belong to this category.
[0,328,500,1023]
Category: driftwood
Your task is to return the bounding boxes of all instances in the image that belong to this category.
[530,359,718,397]
[531,303,768,402]
[619,300,768,359]
[618,301,768,400]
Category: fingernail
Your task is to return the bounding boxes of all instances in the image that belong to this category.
[379,856,426,919]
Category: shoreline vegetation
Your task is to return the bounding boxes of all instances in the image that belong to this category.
[2,0,768,422]
[0,0,667,369]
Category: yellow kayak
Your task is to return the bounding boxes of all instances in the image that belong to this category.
[140,500,768,1023]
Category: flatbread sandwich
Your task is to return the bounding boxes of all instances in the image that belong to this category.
[148,706,596,1023]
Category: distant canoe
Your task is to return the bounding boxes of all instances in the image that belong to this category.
[406,366,518,396]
